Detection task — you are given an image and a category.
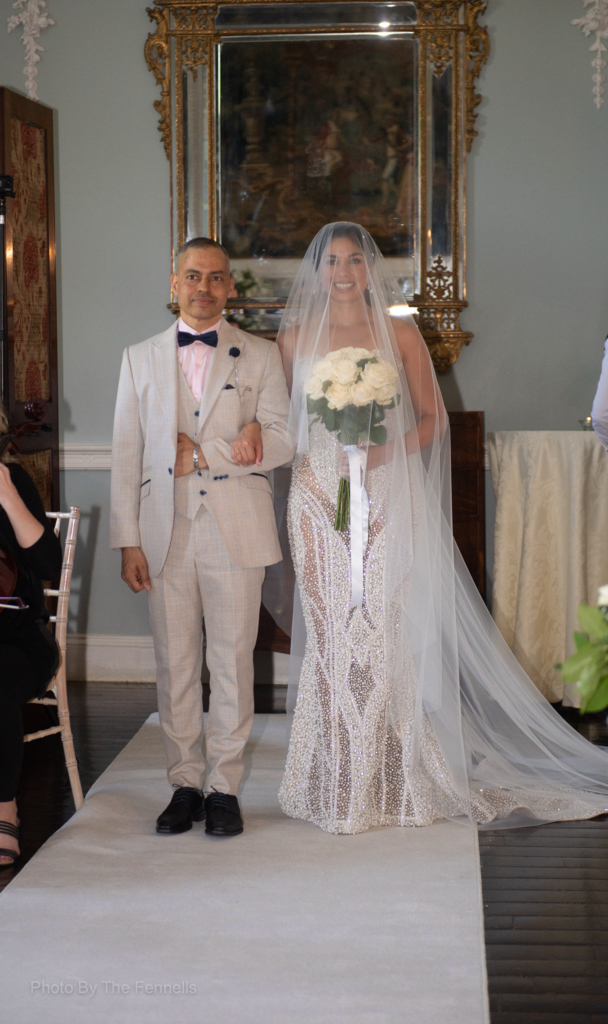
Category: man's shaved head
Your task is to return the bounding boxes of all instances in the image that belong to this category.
[177,236,230,269]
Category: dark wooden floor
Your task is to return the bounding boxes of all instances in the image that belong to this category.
[480,707,608,1023]
[3,685,608,1020]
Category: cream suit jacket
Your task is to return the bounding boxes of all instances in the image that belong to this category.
[110,318,294,576]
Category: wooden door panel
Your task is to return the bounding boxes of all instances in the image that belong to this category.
[0,88,58,510]
[449,411,485,597]
[451,467,481,518]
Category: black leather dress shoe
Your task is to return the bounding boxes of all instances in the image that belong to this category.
[204,791,243,836]
[156,787,205,834]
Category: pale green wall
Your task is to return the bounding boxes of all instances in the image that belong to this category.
[0,0,605,630]
[438,0,608,592]
[442,0,608,426]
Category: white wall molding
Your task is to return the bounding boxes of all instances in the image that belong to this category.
[67,634,156,682]
[255,650,290,687]
[60,444,112,471]
[66,633,290,685]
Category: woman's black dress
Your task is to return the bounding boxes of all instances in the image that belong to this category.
[0,465,63,801]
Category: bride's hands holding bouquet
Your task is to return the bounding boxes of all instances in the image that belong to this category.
[306,347,399,529]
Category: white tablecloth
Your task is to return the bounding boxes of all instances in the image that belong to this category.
[487,431,608,705]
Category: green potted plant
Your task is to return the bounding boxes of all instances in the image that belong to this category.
[559,586,608,712]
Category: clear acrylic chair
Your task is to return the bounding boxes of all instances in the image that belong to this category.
[24,506,83,809]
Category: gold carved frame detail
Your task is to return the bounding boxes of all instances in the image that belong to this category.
[145,0,489,373]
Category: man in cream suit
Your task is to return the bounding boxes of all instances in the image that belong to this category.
[110,237,293,837]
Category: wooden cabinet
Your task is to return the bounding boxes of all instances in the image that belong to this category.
[448,411,486,599]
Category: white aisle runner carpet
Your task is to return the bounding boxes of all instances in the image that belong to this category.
[0,714,489,1024]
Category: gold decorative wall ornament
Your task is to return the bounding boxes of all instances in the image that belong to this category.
[418,0,461,22]
[426,254,454,301]
[427,29,453,75]
[144,8,171,159]
[465,0,490,150]
[178,4,218,68]
[419,0,457,75]
[145,0,489,373]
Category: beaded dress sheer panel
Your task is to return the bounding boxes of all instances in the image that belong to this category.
[280,420,608,835]
[271,222,608,836]
[279,420,491,834]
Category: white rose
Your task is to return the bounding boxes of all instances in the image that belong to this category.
[350,380,375,407]
[326,382,352,410]
[331,358,359,386]
[598,585,608,607]
[362,359,398,391]
[311,358,337,383]
[326,346,369,362]
[375,382,398,406]
[306,375,326,401]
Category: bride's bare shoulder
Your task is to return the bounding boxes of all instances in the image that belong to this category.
[389,316,425,361]
[278,323,299,343]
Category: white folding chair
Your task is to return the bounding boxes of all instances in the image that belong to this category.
[24,506,83,809]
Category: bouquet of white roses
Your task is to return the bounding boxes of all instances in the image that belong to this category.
[559,585,608,712]
[306,346,400,531]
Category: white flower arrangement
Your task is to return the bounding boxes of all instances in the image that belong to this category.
[306,347,399,416]
[305,347,400,530]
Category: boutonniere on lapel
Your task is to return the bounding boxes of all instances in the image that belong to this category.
[229,347,241,390]
[229,346,251,400]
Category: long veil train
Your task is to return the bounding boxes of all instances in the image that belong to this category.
[264,222,608,830]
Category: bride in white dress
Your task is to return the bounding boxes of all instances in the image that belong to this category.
[267,222,608,835]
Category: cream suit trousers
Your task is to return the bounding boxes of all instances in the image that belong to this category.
[149,506,264,794]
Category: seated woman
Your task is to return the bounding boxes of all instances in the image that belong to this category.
[0,402,63,868]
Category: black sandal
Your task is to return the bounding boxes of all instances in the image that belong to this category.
[0,820,20,868]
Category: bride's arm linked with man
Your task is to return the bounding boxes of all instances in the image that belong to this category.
[111,221,608,845]
[110,237,294,839]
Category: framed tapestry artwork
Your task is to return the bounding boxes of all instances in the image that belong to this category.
[145,0,489,372]
[0,88,58,510]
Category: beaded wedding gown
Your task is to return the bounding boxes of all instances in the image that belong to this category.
[270,223,608,835]
[278,420,608,834]
[278,420,487,833]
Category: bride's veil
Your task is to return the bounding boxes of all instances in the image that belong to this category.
[264,221,608,828]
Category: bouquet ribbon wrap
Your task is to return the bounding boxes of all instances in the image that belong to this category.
[345,445,369,610]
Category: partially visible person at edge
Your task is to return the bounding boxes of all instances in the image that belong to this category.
[110,237,294,840]
[591,331,608,448]
[0,401,62,868]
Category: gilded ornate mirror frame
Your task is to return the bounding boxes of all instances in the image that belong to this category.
[145,0,488,372]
